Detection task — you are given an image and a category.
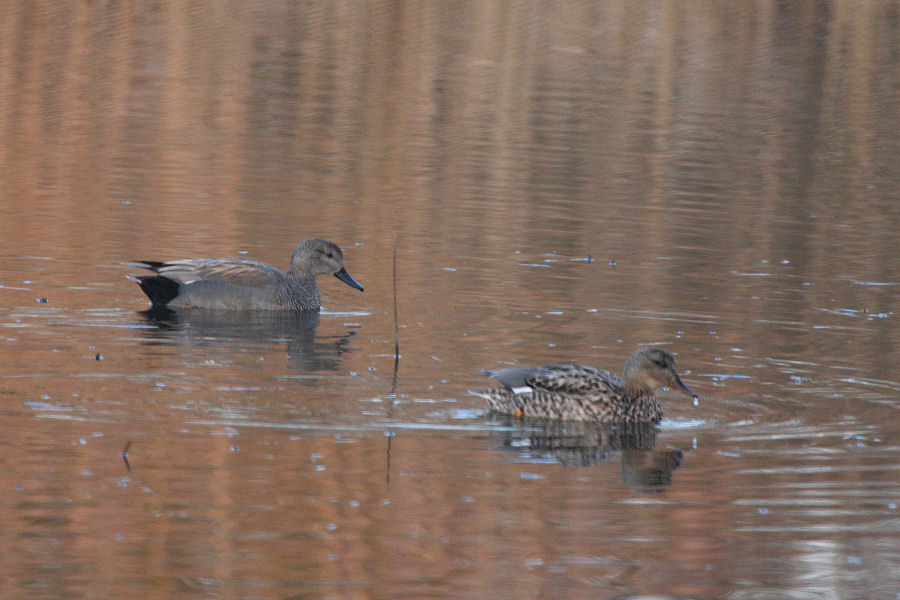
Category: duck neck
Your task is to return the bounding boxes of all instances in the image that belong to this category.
[287,267,317,281]
[623,385,653,402]
[621,387,663,422]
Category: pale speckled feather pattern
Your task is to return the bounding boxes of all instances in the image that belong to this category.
[479,385,661,423]
[525,364,625,394]
[472,348,694,423]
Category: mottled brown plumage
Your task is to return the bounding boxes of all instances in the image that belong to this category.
[470,348,696,423]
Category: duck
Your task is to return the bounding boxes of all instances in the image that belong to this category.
[127,237,363,310]
[470,348,696,423]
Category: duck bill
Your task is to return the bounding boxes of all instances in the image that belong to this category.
[334,267,364,291]
[673,373,697,398]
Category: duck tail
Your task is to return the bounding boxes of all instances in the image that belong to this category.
[128,260,167,272]
[127,274,180,307]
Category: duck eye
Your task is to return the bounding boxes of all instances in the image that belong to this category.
[326,252,334,258]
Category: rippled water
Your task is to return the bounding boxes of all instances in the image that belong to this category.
[1,2,899,599]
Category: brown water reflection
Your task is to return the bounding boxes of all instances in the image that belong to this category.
[137,309,360,372]
[488,416,685,492]
[1,2,900,599]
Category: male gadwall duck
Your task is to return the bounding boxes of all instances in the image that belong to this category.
[470,348,696,423]
[128,237,363,310]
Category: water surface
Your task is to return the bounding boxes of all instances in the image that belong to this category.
[1,2,899,599]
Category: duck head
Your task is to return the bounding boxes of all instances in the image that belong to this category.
[290,238,364,291]
[623,348,696,398]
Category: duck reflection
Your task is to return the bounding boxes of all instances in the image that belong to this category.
[136,308,356,371]
[488,416,683,493]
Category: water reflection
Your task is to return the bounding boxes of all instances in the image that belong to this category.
[489,416,683,493]
[135,308,356,371]
[1,1,899,598]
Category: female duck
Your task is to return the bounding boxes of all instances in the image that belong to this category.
[471,348,697,423]
[128,237,363,310]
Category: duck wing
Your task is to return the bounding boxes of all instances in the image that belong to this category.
[133,258,285,287]
[483,367,551,392]
[485,364,624,395]
[525,364,625,394]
